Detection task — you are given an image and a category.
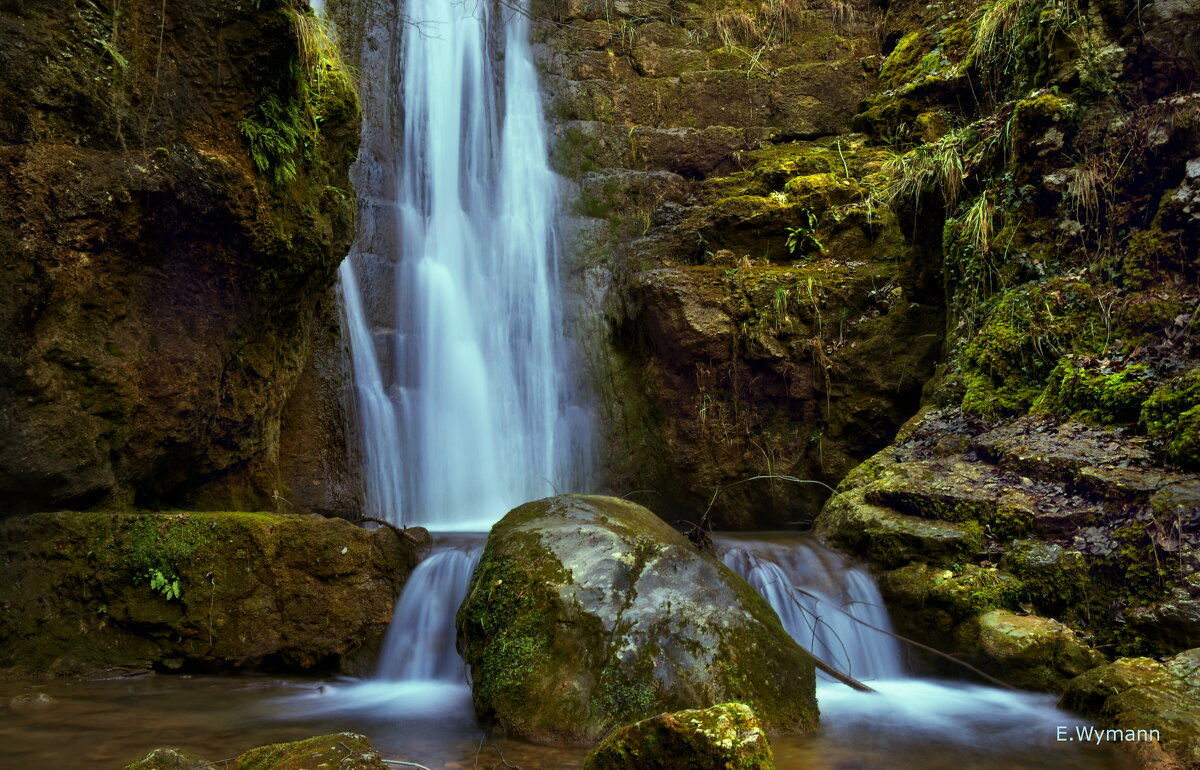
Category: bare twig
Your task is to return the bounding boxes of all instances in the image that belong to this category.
[491,743,520,769]
[382,760,434,769]
[790,585,1019,690]
[703,474,837,520]
[361,517,422,544]
[810,651,876,692]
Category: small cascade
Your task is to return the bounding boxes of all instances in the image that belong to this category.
[720,535,904,681]
[376,542,482,683]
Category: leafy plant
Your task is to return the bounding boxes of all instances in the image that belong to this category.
[145,568,182,602]
[238,7,359,186]
[786,208,825,257]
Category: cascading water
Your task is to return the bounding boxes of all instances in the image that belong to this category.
[721,535,904,682]
[376,541,482,683]
[719,534,1114,765]
[339,0,592,530]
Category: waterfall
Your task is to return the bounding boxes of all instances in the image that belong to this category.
[339,0,592,530]
[720,535,905,681]
[376,542,482,682]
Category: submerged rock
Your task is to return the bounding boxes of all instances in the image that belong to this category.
[584,702,775,770]
[232,732,388,770]
[122,748,212,770]
[8,692,56,708]
[456,495,817,744]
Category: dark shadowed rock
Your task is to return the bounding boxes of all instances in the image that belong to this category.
[0,512,418,674]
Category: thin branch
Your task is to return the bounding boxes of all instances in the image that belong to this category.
[810,651,876,692]
[790,585,1019,691]
[361,517,423,544]
[382,761,434,769]
[703,474,836,520]
[491,743,520,769]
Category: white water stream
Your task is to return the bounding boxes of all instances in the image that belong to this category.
[339,0,592,530]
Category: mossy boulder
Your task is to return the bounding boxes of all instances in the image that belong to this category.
[232,732,387,770]
[965,610,1105,692]
[456,495,818,744]
[0,511,418,675]
[583,702,775,770]
[1061,650,1200,768]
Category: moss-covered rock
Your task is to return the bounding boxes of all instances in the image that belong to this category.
[817,487,984,569]
[233,732,387,770]
[1061,650,1200,768]
[122,748,212,770]
[584,702,775,770]
[456,495,817,744]
[0,511,418,675]
[0,0,359,514]
[966,610,1105,691]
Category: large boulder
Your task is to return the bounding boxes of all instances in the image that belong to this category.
[584,702,776,770]
[0,512,419,674]
[456,495,817,744]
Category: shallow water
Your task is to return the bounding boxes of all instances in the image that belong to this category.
[1,671,1127,768]
[1,531,1128,769]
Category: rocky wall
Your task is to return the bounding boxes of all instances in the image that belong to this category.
[535,0,946,527]
[0,0,360,515]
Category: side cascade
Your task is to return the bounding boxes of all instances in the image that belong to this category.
[338,0,594,530]
[720,536,905,682]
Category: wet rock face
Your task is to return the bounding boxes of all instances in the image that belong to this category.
[818,407,1199,667]
[456,495,817,745]
[584,702,776,770]
[0,512,418,675]
[0,0,358,514]
[536,0,945,528]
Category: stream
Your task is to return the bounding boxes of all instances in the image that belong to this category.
[1,533,1126,769]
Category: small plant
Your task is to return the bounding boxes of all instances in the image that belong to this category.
[786,208,825,256]
[238,7,359,186]
[145,568,182,602]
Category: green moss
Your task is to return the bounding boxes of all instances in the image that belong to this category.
[1010,90,1073,157]
[238,8,360,186]
[1033,358,1154,424]
[233,732,379,770]
[550,124,606,180]
[1141,369,1200,469]
[960,281,1106,417]
[1003,540,1092,615]
[878,32,931,91]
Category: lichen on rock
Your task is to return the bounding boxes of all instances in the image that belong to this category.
[584,702,776,770]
